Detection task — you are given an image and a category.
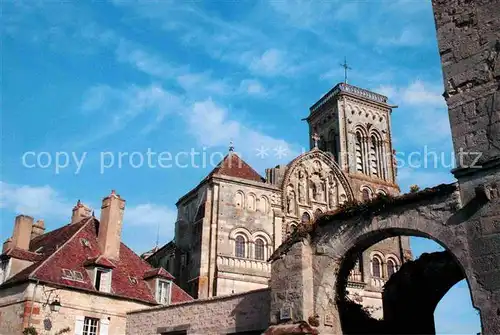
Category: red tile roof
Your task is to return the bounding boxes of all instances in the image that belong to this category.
[1,217,192,305]
[83,255,116,269]
[2,248,44,262]
[143,267,174,280]
[209,152,264,182]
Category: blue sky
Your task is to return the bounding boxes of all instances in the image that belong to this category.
[1,0,479,333]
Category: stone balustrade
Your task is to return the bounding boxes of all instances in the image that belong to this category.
[217,255,271,273]
[371,277,385,288]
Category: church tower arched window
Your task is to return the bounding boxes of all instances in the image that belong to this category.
[370,135,379,177]
[372,256,382,278]
[328,130,339,162]
[355,132,365,173]
[387,258,398,277]
[235,236,246,258]
[255,238,265,261]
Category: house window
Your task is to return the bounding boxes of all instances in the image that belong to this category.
[372,256,382,278]
[0,259,10,284]
[157,280,171,305]
[83,317,99,335]
[235,235,246,258]
[94,268,111,293]
[387,259,398,277]
[255,239,265,261]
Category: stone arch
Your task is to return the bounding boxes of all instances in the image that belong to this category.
[234,190,245,208]
[280,149,354,211]
[252,231,272,261]
[301,211,311,224]
[360,185,373,202]
[308,187,485,334]
[251,230,272,246]
[247,192,257,211]
[258,195,269,213]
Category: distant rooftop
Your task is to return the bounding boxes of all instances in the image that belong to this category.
[309,82,388,113]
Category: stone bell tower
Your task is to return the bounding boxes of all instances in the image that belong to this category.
[305,82,400,198]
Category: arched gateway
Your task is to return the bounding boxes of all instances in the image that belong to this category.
[268,183,498,334]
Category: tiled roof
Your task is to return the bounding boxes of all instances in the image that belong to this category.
[143,267,174,280]
[83,255,116,269]
[2,247,44,262]
[209,152,264,182]
[1,217,192,305]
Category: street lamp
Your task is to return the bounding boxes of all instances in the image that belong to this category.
[49,299,61,312]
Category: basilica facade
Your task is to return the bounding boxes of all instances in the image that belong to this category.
[145,82,412,317]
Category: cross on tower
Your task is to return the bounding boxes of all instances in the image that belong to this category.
[312,133,321,149]
[229,140,234,152]
[340,56,352,84]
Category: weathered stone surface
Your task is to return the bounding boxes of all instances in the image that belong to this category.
[126,288,270,335]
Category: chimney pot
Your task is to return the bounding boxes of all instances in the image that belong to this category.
[71,200,92,224]
[99,190,125,260]
[31,219,46,240]
[12,215,34,250]
[2,238,12,253]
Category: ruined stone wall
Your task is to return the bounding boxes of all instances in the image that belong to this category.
[126,288,270,335]
[433,1,500,333]
[433,0,500,168]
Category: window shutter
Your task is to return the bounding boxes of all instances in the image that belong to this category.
[74,316,85,335]
[100,318,110,335]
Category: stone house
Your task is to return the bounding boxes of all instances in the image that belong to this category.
[0,191,192,335]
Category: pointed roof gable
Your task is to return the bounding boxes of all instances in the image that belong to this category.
[1,217,192,305]
[209,153,264,182]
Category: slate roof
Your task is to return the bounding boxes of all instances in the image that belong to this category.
[1,217,193,305]
[209,152,264,182]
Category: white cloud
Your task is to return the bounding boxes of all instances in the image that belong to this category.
[115,39,183,79]
[125,203,177,240]
[375,80,445,107]
[0,181,73,221]
[0,180,177,252]
[79,84,186,144]
[377,28,424,47]
[248,49,293,77]
[185,99,297,171]
[239,79,266,96]
[401,81,445,107]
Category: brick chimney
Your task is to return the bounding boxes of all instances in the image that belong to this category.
[98,190,125,260]
[72,200,92,224]
[31,219,46,240]
[12,215,34,250]
[2,238,12,253]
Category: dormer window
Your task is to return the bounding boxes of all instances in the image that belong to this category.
[94,268,112,293]
[156,280,171,305]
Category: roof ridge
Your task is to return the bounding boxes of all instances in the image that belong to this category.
[119,241,160,273]
[29,217,94,281]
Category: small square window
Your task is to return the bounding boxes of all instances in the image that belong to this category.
[83,317,99,335]
[73,271,84,281]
